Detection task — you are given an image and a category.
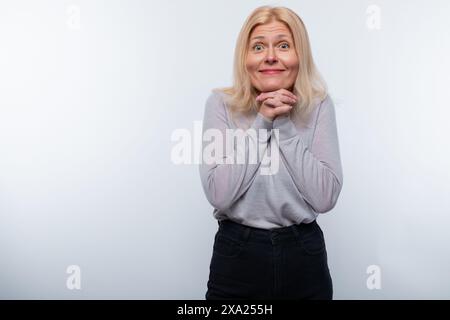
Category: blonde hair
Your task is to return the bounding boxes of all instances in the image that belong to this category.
[215,5,327,123]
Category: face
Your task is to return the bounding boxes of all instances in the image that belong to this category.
[246,20,299,93]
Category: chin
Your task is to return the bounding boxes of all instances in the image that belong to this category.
[260,83,288,92]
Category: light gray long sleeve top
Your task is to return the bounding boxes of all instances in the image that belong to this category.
[199,90,343,229]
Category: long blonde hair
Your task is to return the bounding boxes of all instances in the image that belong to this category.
[215,5,327,123]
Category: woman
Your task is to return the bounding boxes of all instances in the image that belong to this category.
[199,6,343,300]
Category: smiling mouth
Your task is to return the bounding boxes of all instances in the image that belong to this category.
[259,70,285,75]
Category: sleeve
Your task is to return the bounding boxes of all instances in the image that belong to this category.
[199,91,273,211]
[271,95,343,213]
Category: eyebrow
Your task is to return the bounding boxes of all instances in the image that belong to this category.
[250,34,290,41]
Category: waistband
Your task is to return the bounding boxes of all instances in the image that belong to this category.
[217,218,318,245]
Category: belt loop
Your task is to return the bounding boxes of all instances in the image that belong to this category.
[290,223,300,239]
[242,226,251,243]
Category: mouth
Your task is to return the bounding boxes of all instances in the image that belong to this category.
[259,69,285,75]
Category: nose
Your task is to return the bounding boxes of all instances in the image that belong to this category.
[265,46,278,64]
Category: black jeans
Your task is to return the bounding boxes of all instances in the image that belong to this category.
[206,219,333,300]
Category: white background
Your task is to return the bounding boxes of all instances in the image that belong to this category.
[1,0,450,299]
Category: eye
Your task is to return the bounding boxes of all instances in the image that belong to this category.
[251,42,290,51]
[253,43,264,51]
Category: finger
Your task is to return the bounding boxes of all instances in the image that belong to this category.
[278,88,297,100]
[257,91,297,103]
[263,97,284,108]
[257,91,282,102]
[256,92,274,102]
[279,95,297,105]
[269,94,297,106]
[273,104,293,116]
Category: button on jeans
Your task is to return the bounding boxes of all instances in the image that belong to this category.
[205,219,333,300]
